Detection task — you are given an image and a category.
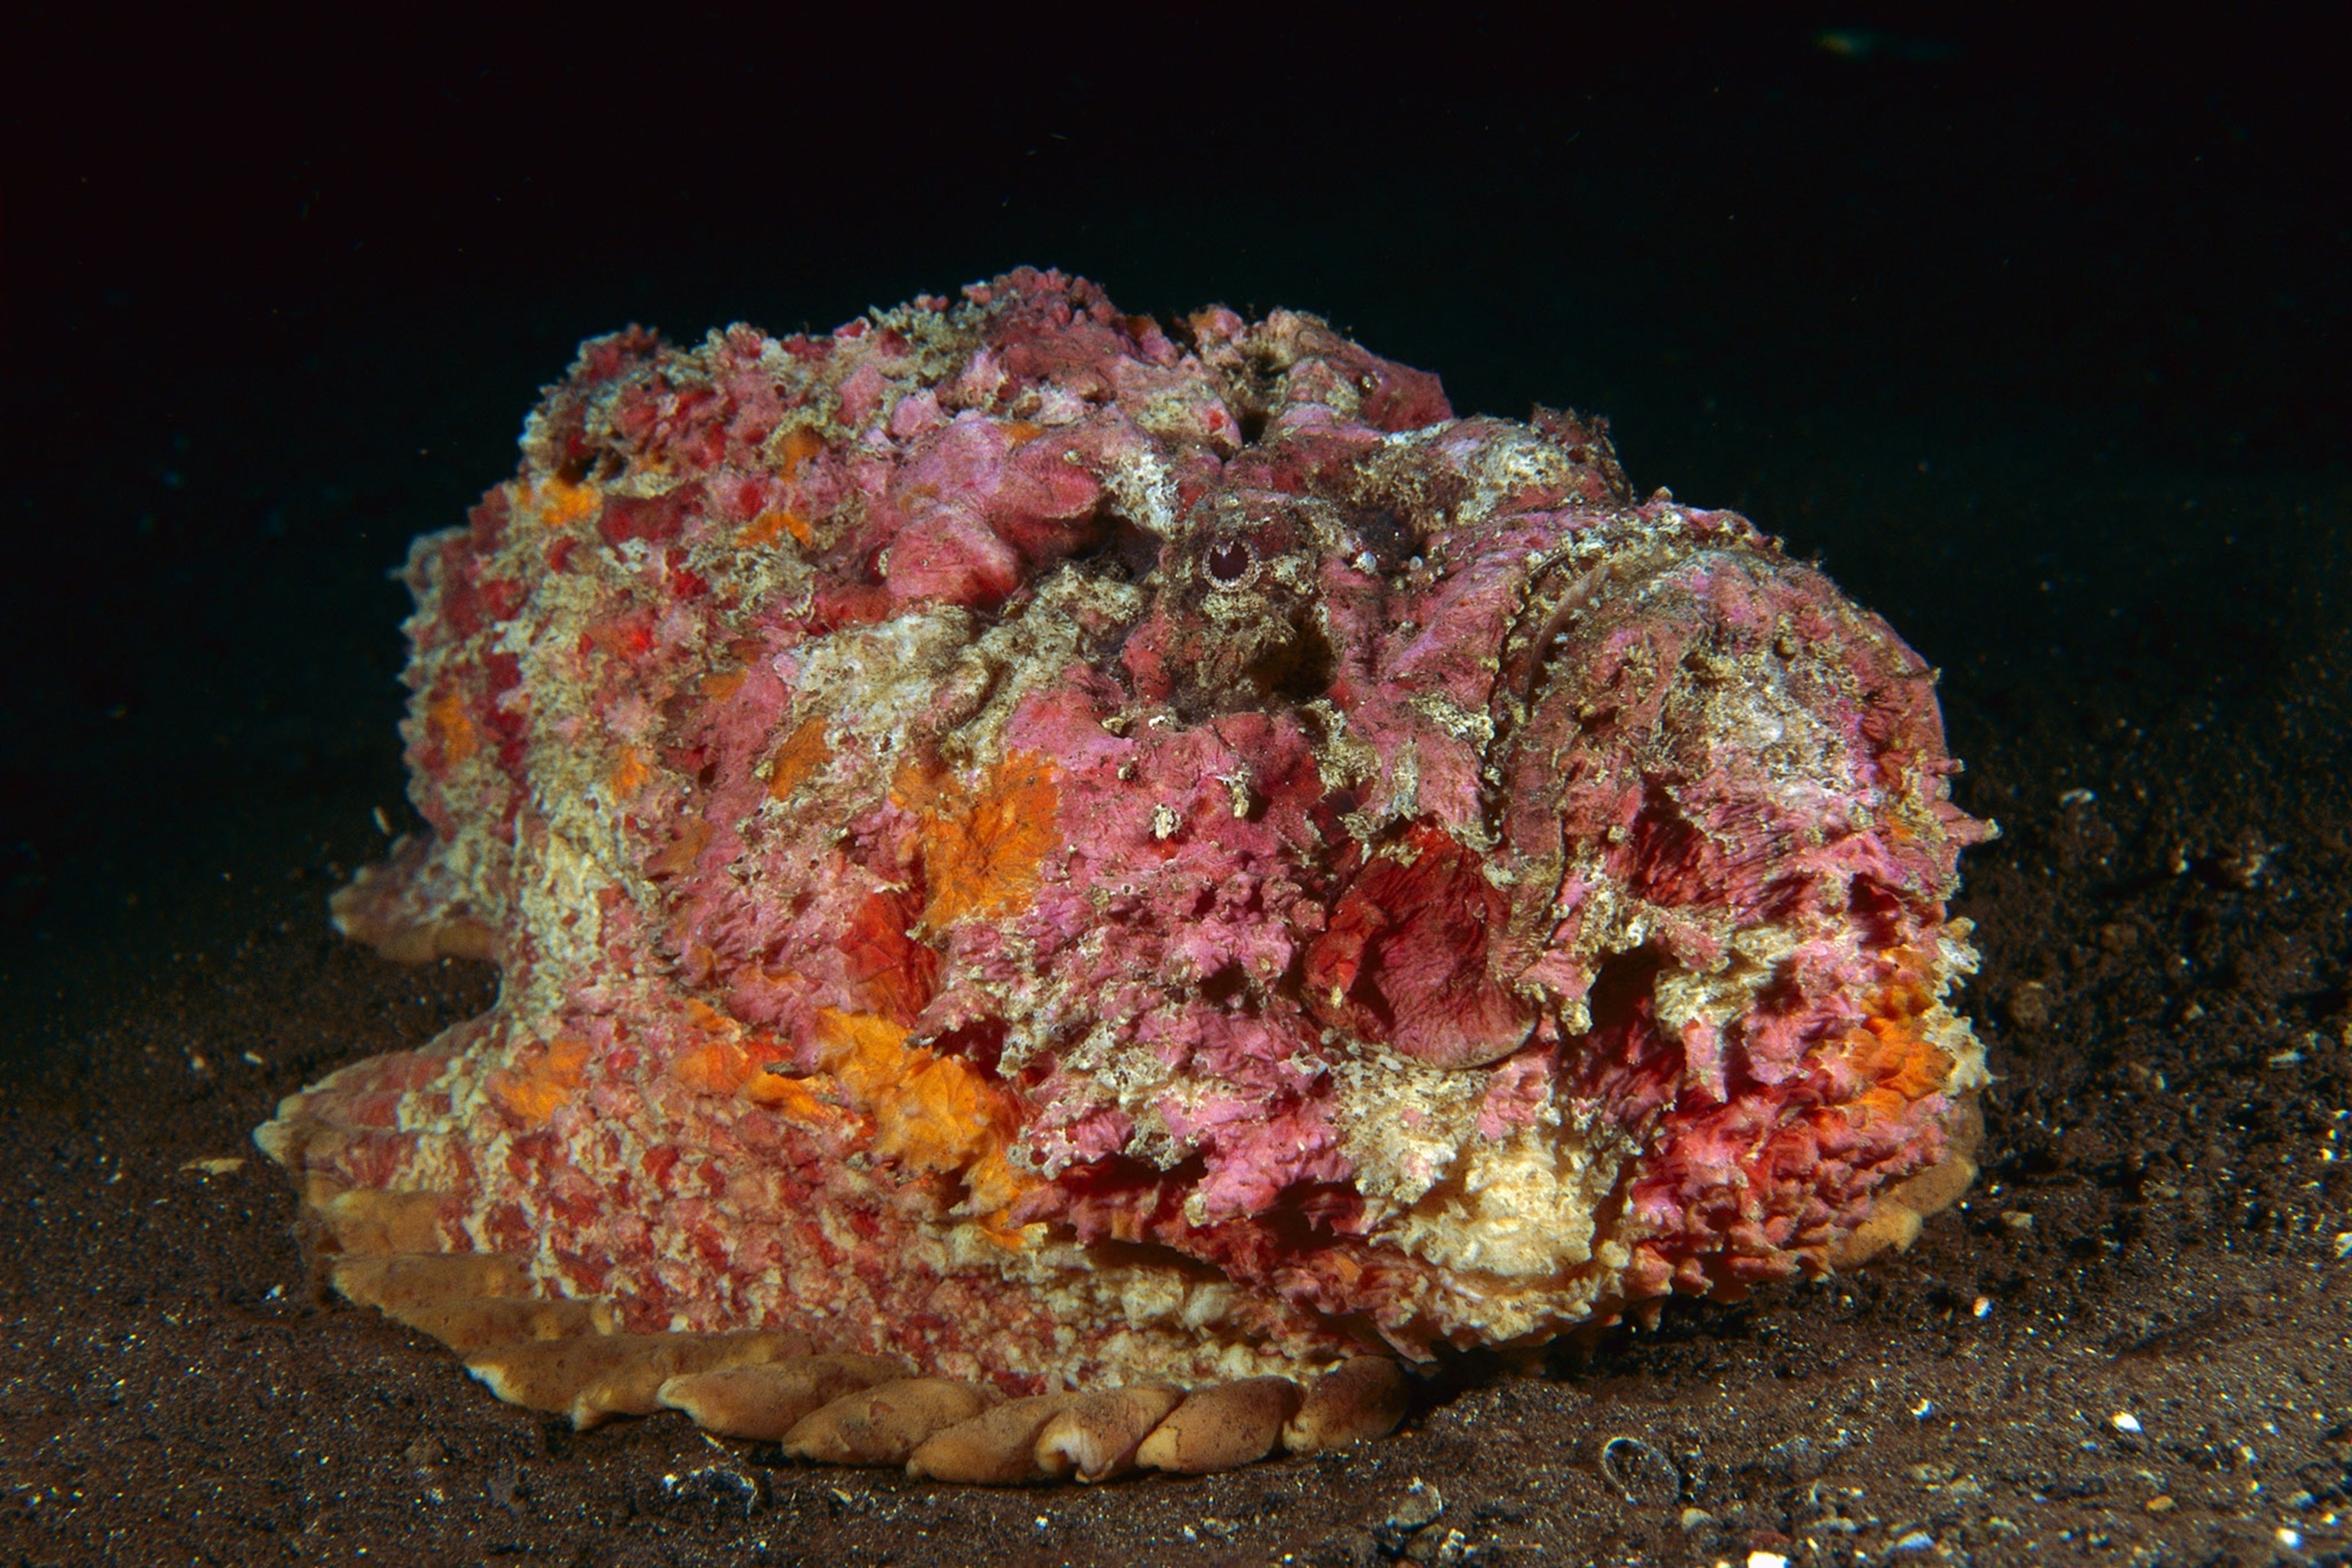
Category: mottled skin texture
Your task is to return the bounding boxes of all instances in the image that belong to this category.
[259,269,1987,1400]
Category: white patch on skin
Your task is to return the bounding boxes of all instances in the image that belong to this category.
[506,824,616,1016]
[1927,922,1988,1093]
[1002,1244,1347,1385]
[1651,923,1800,1100]
[1097,443,1179,538]
[762,572,1142,791]
[1387,1121,1609,1279]
[786,607,985,768]
[1403,690,1494,749]
[1302,698,1380,798]
[389,1132,475,1198]
[1351,1094,1639,1346]
[1325,1046,1491,1211]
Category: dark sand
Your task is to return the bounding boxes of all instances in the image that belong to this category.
[6,11,2349,1564]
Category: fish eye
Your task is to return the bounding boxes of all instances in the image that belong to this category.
[1205,539,1254,584]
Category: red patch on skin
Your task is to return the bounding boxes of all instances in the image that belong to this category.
[479,577,526,621]
[554,1250,611,1296]
[438,570,510,641]
[576,326,665,385]
[334,1129,417,1186]
[1304,822,1535,1067]
[1358,358,1453,431]
[1021,1155,1406,1326]
[468,489,511,551]
[504,1130,560,1184]
[599,484,701,547]
[481,654,526,765]
[808,580,893,631]
[482,1201,537,1253]
[585,610,658,659]
[837,889,939,1027]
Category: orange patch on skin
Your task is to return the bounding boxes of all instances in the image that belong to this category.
[682,998,743,1039]
[521,476,603,528]
[779,426,826,475]
[766,717,831,802]
[648,820,714,879]
[427,693,479,765]
[892,752,1060,933]
[743,1070,846,1126]
[609,745,652,799]
[1838,960,1953,1121]
[671,1037,754,1096]
[737,509,811,548]
[871,1056,995,1168]
[810,1009,1036,1230]
[1844,1022,1952,1122]
[671,1006,782,1096]
[816,1011,926,1103]
[959,1149,1034,1225]
[485,1035,590,1126]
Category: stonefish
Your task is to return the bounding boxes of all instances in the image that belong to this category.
[258,269,1988,1482]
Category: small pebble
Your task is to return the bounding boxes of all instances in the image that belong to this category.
[1598,1435,1681,1501]
[2111,1411,2142,1433]
[659,1463,762,1517]
[2145,1495,2176,1513]
[1387,1478,1445,1531]
[1373,1478,1446,1556]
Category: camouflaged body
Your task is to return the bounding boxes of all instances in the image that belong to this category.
[260,269,1987,1393]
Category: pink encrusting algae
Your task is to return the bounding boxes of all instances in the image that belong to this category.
[256,269,1988,1473]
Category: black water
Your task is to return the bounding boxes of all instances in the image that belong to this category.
[5,7,2346,1044]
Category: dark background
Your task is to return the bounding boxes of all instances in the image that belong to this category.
[4,4,2346,1030]
[6,8,2352,1563]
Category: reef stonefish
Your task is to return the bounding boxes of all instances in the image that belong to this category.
[256,269,1988,1483]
